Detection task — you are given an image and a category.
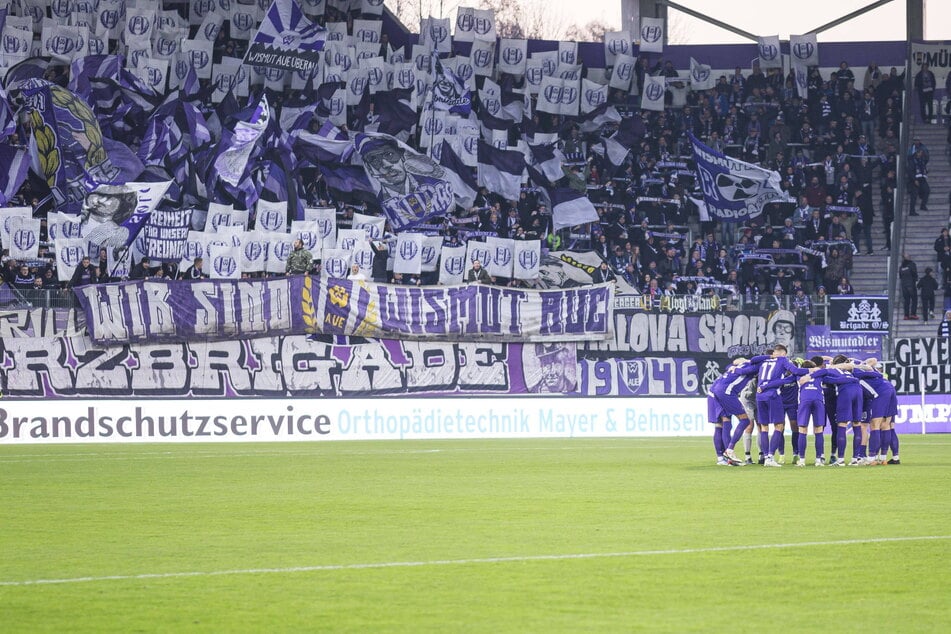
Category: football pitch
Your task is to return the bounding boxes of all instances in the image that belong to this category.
[2,436,949,632]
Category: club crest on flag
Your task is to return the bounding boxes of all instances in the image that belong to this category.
[128,15,151,36]
[641,24,662,44]
[470,245,490,264]
[793,41,814,61]
[244,241,264,261]
[518,248,538,270]
[645,80,665,102]
[502,47,523,65]
[399,239,419,260]
[759,42,779,62]
[13,229,36,252]
[213,254,237,277]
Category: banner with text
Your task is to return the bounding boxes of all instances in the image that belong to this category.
[73,276,615,344]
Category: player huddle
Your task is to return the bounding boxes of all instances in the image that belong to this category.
[708,345,900,467]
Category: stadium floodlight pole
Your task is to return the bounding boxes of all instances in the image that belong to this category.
[656,0,759,43]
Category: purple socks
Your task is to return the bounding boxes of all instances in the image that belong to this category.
[814,433,825,459]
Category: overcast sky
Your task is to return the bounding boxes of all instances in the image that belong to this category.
[564,0,951,42]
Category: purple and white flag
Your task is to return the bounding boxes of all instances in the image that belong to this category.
[757,35,782,69]
[439,245,467,285]
[485,236,514,278]
[207,242,242,279]
[55,237,88,281]
[245,0,326,72]
[8,216,41,260]
[513,240,541,280]
[639,18,664,54]
[394,232,423,274]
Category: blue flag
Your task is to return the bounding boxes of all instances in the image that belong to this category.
[689,132,789,223]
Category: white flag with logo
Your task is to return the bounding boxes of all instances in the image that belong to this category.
[580,79,608,114]
[306,207,337,250]
[793,62,809,99]
[322,248,352,278]
[639,17,664,53]
[291,220,321,256]
[1,207,33,251]
[336,228,366,251]
[47,211,86,243]
[350,239,376,276]
[603,31,632,66]
[439,245,467,285]
[641,75,666,111]
[255,199,288,233]
[558,40,578,66]
[497,39,527,76]
[789,33,819,67]
[485,236,514,278]
[207,242,242,279]
[757,35,782,69]
[470,37,495,76]
[240,230,269,272]
[690,57,714,91]
[465,239,493,272]
[513,240,541,280]
[421,236,442,272]
[352,212,385,240]
[393,232,423,274]
[54,238,86,282]
[609,53,636,91]
[9,216,40,260]
[266,232,293,274]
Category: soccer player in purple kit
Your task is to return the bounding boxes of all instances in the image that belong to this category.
[755,345,809,467]
[852,359,899,465]
[796,359,829,466]
[714,355,770,465]
[779,359,804,464]
[810,355,864,466]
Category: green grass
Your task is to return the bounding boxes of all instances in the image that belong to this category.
[1,437,949,632]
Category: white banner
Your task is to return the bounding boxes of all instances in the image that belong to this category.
[54,237,88,282]
[255,199,288,233]
[0,397,709,443]
[485,236,514,278]
[789,33,819,68]
[322,247,351,278]
[470,37,495,77]
[641,75,666,111]
[438,244,467,285]
[690,57,714,91]
[305,207,337,252]
[291,220,321,255]
[639,17,664,54]
[393,233,423,274]
[266,232,292,274]
[207,242,242,279]
[337,228,366,251]
[757,35,782,69]
[420,236,442,273]
[603,30,632,66]
[513,240,541,280]
[8,217,41,260]
[241,230,269,272]
[498,39,527,76]
[609,53,636,91]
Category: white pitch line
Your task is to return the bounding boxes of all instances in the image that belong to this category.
[1,535,948,588]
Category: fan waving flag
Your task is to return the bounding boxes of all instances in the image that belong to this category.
[245,0,326,73]
[689,132,790,223]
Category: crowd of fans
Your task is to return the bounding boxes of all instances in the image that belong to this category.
[2,10,950,327]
